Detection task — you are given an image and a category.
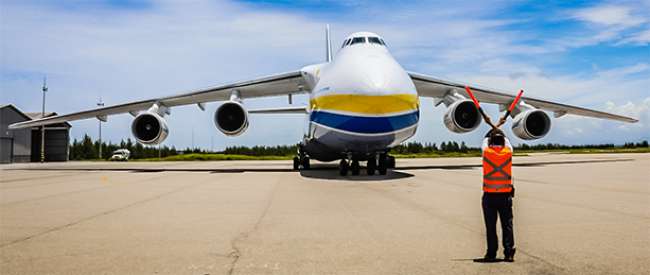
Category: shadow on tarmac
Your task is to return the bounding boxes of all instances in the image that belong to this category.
[300,169,414,181]
[451,258,505,263]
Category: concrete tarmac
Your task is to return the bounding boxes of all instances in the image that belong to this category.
[1,153,648,274]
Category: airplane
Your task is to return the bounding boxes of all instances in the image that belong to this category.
[10,26,638,176]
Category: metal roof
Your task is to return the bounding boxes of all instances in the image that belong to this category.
[1,105,71,128]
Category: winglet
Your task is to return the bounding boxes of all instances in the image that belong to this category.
[325,24,332,62]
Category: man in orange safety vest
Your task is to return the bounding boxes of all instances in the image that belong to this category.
[476,128,516,263]
[463,86,520,263]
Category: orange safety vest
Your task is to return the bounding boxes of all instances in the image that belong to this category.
[482,146,513,193]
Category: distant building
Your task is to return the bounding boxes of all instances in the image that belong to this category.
[0,104,71,163]
[0,105,32,163]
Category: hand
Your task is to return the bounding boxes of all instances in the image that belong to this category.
[482,114,495,128]
[496,117,507,128]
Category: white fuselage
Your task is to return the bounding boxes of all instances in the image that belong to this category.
[301,35,420,158]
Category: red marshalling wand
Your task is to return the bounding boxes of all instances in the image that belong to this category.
[464,86,524,129]
[497,89,524,127]
[465,86,495,128]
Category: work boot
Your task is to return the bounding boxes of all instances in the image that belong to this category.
[473,254,499,263]
[504,248,516,262]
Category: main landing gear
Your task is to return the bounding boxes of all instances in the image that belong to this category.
[338,153,395,176]
[372,154,390,175]
[293,146,310,170]
[338,159,361,176]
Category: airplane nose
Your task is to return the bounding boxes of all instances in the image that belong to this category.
[361,56,391,92]
[365,67,388,90]
[354,54,410,94]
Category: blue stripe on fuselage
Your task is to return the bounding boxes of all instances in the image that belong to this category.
[310,110,419,134]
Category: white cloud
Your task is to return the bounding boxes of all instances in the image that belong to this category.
[564,3,650,47]
[548,97,650,145]
[618,28,650,45]
[597,63,649,78]
[572,5,645,27]
[605,97,650,128]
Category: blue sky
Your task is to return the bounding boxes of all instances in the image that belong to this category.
[1,0,649,150]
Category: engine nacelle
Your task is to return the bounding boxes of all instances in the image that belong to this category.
[443,100,481,133]
[131,112,169,145]
[214,101,249,136]
[511,110,551,140]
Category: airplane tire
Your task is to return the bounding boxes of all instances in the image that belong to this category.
[293,156,300,170]
[351,160,360,175]
[378,154,388,175]
[388,155,396,169]
[301,156,310,170]
[367,156,376,176]
[339,159,349,176]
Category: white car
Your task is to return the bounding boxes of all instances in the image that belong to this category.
[110,149,130,161]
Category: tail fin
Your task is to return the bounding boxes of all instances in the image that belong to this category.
[325,24,332,62]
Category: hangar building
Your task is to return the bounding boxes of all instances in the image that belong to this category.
[0,104,71,163]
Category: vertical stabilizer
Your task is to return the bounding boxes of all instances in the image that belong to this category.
[325,24,332,62]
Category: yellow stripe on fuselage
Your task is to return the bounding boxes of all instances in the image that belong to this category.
[310,94,419,115]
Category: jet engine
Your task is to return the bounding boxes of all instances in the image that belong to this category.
[214,101,249,136]
[511,110,551,140]
[131,112,169,145]
[443,99,481,133]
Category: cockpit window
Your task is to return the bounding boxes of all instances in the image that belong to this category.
[368,37,383,45]
[350,37,366,45]
[342,36,385,48]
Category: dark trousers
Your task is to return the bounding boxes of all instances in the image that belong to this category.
[482,193,515,257]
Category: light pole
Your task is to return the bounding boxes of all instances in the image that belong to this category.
[97,98,104,159]
[40,77,47,163]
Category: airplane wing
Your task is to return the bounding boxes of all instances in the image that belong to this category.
[409,72,638,123]
[9,71,307,129]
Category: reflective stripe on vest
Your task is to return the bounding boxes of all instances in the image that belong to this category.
[482,183,512,190]
[483,157,512,181]
[482,147,513,193]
